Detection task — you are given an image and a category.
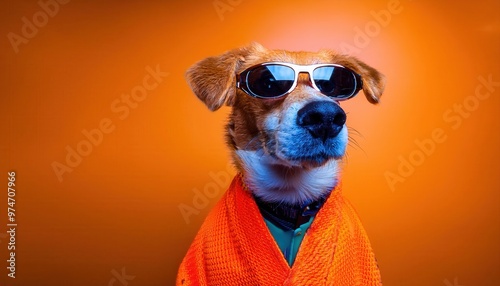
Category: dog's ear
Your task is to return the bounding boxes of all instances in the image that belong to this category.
[342,57,386,104]
[186,42,266,111]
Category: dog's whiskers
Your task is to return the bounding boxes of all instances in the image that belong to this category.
[347,127,365,153]
[241,135,261,150]
[344,127,366,165]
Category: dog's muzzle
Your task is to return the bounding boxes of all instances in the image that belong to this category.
[297,101,346,143]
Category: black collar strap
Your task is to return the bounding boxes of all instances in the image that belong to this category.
[254,193,331,231]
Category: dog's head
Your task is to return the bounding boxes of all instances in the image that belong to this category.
[186,43,385,204]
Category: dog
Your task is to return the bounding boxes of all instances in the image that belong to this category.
[177,42,385,285]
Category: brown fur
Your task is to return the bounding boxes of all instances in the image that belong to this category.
[186,42,385,172]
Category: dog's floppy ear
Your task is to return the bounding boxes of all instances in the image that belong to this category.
[344,57,386,104]
[186,42,265,111]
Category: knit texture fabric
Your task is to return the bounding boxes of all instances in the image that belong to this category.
[177,175,382,286]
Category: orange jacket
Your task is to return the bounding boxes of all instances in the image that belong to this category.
[177,175,382,285]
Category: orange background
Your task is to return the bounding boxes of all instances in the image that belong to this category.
[1,0,499,285]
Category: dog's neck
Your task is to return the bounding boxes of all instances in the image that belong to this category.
[253,191,330,231]
[235,149,341,206]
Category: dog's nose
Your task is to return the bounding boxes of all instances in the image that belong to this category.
[297,101,346,142]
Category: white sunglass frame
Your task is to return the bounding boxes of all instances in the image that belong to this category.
[236,62,363,100]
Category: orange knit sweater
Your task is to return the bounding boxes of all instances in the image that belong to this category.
[177,175,382,285]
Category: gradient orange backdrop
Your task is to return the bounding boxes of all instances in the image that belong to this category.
[1,0,499,285]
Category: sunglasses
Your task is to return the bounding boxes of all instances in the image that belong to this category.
[236,62,363,100]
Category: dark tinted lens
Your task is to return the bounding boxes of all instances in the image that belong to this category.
[246,65,295,98]
[313,66,357,98]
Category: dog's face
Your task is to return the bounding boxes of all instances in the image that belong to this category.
[186,43,385,204]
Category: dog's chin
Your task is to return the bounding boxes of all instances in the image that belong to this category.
[300,159,331,169]
[269,149,343,170]
[265,125,348,170]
